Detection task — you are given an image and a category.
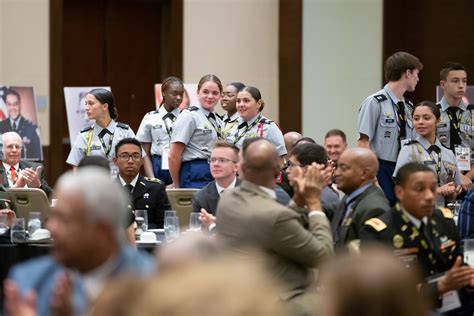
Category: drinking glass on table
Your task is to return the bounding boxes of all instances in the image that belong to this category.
[164,216,179,242]
[0,214,8,235]
[28,212,42,237]
[189,213,201,232]
[11,218,26,243]
[135,209,148,235]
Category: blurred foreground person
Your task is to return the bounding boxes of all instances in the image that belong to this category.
[5,167,154,316]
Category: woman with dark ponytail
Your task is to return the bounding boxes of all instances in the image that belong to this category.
[66,88,136,174]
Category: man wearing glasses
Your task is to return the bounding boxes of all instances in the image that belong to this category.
[113,138,170,229]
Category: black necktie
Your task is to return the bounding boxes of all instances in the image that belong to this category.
[98,128,110,139]
[124,184,133,194]
[427,145,441,155]
[446,107,462,149]
[207,113,215,120]
[163,112,175,121]
[333,198,353,241]
[396,101,407,139]
[238,122,248,130]
[12,121,16,131]
[420,221,436,250]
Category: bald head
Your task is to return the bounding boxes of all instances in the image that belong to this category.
[243,140,280,187]
[283,132,302,154]
[335,148,379,194]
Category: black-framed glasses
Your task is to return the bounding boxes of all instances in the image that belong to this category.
[285,160,305,169]
[208,157,237,164]
[117,153,141,162]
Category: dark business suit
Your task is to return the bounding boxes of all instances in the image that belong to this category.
[331,184,389,248]
[0,116,42,160]
[0,160,52,198]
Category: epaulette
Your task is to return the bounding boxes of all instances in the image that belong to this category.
[440,207,454,219]
[403,139,418,146]
[81,125,93,133]
[406,99,413,106]
[116,122,129,129]
[364,218,387,231]
[216,113,223,120]
[373,94,387,103]
[147,110,159,115]
[259,117,272,124]
[468,104,474,110]
[144,176,164,184]
[188,106,199,111]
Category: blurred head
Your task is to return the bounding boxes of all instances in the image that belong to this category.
[287,143,327,176]
[324,129,347,162]
[161,76,184,110]
[440,62,467,102]
[334,148,378,194]
[86,88,118,120]
[384,52,423,91]
[394,162,437,220]
[47,167,129,272]
[4,89,21,120]
[237,86,264,122]
[209,141,238,183]
[242,139,280,187]
[113,138,143,179]
[411,101,440,139]
[78,155,111,171]
[321,247,426,316]
[294,137,317,147]
[2,132,22,165]
[221,82,245,114]
[283,131,302,155]
[197,74,222,111]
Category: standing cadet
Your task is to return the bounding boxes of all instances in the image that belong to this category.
[66,88,136,175]
[437,62,473,190]
[136,77,184,184]
[221,82,245,143]
[361,163,474,314]
[168,74,223,189]
[358,52,423,205]
[394,101,462,207]
[231,86,286,157]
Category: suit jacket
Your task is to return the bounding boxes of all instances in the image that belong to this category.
[8,246,154,316]
[121,174,171,229]
[0,116,42,160]
[331,184,389,248]
[0,160,52,198]
[216,180,333,299]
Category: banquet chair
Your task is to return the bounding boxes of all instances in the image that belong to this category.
[7,188,50,222]
[166,188,199,228]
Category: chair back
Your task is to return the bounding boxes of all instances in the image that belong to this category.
[7,188,50,222]
[166,188,199,228]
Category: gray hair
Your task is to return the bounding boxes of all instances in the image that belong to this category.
[56,167,130,241]
[2,131,22,156]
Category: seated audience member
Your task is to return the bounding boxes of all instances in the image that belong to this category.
[283,131,302,156]
[0,132,52,197]
[4,167,155,316]
[216,139,333,315]
[331,148,389,249]
[324,129,348,166]
[361,162,474,314]
[113,138,170,229]
[320,247,427,316]
[287,143,340,221]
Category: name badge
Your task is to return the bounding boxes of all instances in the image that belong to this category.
[152,124,163,129]
[385,118,395,124]
[202,129,212,134]
[423,160,436,165]
[90,145,101,150]
[454,146,471,171]
[438,123,448,128]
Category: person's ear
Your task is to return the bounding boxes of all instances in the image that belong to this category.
[394,184,404,201]
[440,80,445,89]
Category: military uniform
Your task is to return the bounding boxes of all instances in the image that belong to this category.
[437,98,474,166]
[221,112,240,143]
[230,113,287,156]
[66,120,136,175]
[0,116,42,160]
[357,84,418,205]
[394,136,461,207]
[119,174,171,229]
[136,106,180,184]
[171,105,222,188]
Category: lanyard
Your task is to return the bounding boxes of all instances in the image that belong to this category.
[233,114,262,144]
[98,131,114,158]
[446,109,462,133]
[162,115,176,140]
[206,115,222,139]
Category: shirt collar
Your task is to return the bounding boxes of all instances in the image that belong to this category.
[223,112,239,123]
[94,120,117,135]
[258,185,277,200]
[383,84,404,104]
[118,174,139,187]
[215,177,237,195]
[401,207,427,229]
[9,116,21,126]
[158,106,181,117]
[3,161,20,171]
[415,135,443,149]
[82,253,120,301]
[439,96,467,111]
[345,183,372,205]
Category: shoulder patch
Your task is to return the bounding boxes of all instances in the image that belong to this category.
[259,117,272,125]
[144,176,163,184]
[406,99,413,106]
[364,218,387,232]
[373,94,387,103]
[403,139,418,146]
[116,122,129,129]
[188,106,199,111]
[440,207,453,219]
[436,103,442,109]
[81,125,93,133]
[147,110,158,115]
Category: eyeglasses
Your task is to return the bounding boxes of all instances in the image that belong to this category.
[285,160,305,169]
[117,153,142,161]
[208,157,237,164]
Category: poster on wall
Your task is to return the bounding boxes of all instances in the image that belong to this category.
[0,86,42,160]
[64,87,111,144]
[154,83,198,110]
[436,85,474,104]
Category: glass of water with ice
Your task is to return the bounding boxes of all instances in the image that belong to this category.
[28,212,41,237]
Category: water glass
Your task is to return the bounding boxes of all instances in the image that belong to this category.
[0,214,8,235]
[11,218,26,243]
[464,239,474,266]
[164,210,177,220]
[189,213,201,232]
[164,216,180,242]
[28,212,42,237]
[135,209,148,235]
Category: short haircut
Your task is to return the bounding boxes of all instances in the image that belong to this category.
[241,137,259,155]
[384,52,423,82]
[394,162,435,186]
[324,129,347,143]
[78,155,111,171]
[291,143,328,167]
[2,132,22,156]
[227,82,245,92]
[293,137,316,147]
[412,100,440,120]
[212,141,239,159]
[4,89,21,103]
[440,62,467,81]
[115,138,142,155]
[56,167,130,239]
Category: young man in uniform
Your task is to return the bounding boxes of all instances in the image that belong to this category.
[357,52,423,205]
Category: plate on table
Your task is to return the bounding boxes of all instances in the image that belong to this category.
[136,240,161,245]
[148,229,164,233]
